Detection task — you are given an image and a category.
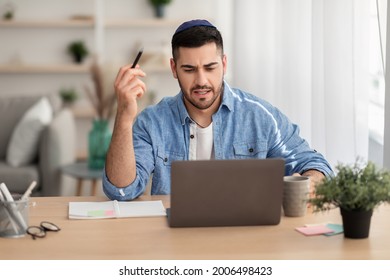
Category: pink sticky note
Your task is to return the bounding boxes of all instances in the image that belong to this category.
[295,225,334,236]
[105,210,115,217]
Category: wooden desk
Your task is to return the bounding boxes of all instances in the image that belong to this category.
[0,195,389,260]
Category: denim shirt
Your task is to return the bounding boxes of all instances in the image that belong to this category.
[103,81,333,200]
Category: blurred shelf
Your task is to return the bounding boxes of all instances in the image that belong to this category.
[0,19,94,28]
[0,18,182,28]
[0,64,90,74]
[0,63,169,74]
[105,18,182,28]
[143,64,171,73]
[71,106,96,119]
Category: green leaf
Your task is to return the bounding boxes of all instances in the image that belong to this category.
[309,159,390,212]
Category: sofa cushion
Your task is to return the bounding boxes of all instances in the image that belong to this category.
[0,94,62,161]
[0,161,39,194]
[0,95,41,160]
[6,97,53,167]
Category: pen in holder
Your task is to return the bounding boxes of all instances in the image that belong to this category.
[0,184,29,238]
[0,195,29,238]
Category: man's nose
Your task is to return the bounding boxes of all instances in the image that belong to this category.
[195,70,208,85]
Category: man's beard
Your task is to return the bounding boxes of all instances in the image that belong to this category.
[179,79,224,110]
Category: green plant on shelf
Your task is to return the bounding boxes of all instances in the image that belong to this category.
[148,0,172,18]
[149,0,172,5]
[59,88,78,105]
[67,40,89,63]
[2,2,15,20]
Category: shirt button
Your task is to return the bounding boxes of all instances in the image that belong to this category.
[164,157,168,162]
[190,135,195,139]
[249,148,254,153]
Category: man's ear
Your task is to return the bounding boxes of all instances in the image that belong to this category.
[222,54,227,75]
[170,58,178,79]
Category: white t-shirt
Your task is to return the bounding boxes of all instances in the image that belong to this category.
[189,122,214,160]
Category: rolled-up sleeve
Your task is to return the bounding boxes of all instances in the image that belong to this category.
[267,107,333,178]
[102,168,145,201]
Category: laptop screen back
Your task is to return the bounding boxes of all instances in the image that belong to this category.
[169,159,284,227]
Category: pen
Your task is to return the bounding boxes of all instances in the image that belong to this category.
[0,188,5,202]
[131,47,143,68]
[0,186,20,233]
[0,182,27,230]
[0,182,14,202]
[0,189,19,234]
[21,180,37,201]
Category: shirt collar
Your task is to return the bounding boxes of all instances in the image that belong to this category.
[176,80,235,126]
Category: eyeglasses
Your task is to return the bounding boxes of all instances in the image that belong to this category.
[26,221,61,240]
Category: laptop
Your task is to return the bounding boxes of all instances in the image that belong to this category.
[167,158,284,227]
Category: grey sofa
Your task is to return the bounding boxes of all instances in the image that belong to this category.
[0,94,76,196]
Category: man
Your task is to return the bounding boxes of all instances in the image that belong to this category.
[103,19,333,201]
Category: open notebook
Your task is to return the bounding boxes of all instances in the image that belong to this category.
[68,200,166,219]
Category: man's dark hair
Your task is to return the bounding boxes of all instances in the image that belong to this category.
[171,25,224,61]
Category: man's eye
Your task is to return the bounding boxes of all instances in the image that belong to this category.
[183,69,195,73]
[205,67,215,72]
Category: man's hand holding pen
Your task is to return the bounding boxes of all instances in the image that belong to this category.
[106,49,146,188]
[114,49,146,122]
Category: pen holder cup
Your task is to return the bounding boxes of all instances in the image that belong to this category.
[0,195,29,238]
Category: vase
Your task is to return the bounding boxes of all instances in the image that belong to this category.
[88,119,111,170]
[340,208,373,239]
[154,4,165,18]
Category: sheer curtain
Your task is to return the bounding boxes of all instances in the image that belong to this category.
[231,0,370,168]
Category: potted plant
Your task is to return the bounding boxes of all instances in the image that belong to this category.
[148,0,172,18]
[59,88,78,105]
[67,40,89,63]
[2,2,15,20]
[309,159,390,239]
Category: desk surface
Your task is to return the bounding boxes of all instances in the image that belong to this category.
[1,195,389,260]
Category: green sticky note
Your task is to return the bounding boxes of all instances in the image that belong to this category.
[87,210,115,217]
[324,223,343,236]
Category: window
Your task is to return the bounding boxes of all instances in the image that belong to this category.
[368,0,386,161]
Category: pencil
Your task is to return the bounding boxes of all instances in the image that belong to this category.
[131,47,144,68]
